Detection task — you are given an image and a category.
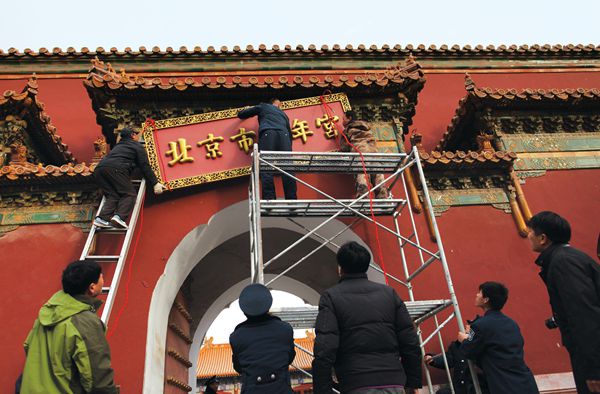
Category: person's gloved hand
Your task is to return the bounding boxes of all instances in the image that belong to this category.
[153,183,167,195]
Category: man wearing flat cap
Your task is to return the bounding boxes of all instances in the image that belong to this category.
[204,375,220,394]
[229,283,296,394]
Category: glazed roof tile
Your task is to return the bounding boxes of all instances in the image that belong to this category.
[419,150,517,170]
[84,56,425,93]
[0,162,96,185]
[437,74,600,151]
[2,43,600,58]
[1,76,74,164]
[197,335,314,379]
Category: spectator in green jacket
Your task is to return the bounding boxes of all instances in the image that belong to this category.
[20,260,119,394]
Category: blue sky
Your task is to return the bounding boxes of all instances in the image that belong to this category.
[1,0,598,50]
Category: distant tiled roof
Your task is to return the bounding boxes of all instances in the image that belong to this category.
[0,76,74,164]
[2,43,599,59]
[84,56,425,93]
[0,162,96,185]
[197,334,315,379]
[419,150,517,170]
[437,74,600,151]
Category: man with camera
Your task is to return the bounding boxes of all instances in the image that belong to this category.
[527,211,600,393]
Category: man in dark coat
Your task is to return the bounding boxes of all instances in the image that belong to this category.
[458,282,538,394]
[229,283,296,394]
[93,127,165,229]
[425,339,489,394]
[527,211,600,394]
[312,241,422,394]
[238,98,297,200]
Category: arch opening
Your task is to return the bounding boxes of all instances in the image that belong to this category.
[143,200,383,393]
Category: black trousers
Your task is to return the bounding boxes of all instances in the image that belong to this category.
[94,166,136,221]
[570,351,592,394]
[258,129,297,200]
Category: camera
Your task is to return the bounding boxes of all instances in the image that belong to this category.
[545,316,559,329]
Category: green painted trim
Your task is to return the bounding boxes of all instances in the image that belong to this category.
[0,205,95,225]
[428,188,509,207]
[1,56,599,75]
[514,155,600,170]
[500,133,600,152]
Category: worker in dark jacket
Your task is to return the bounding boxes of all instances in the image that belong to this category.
[459,282,538,394]
[238,98,297,200]
[93,127,165,229]
[527,211,600,394]
[229,283,296,394]
[425,339,489,394]
[312,241,422,394]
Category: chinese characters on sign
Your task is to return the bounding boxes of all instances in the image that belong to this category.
[163,114,342,166]
[143,93,350,189]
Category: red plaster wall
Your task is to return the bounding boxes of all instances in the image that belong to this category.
[1,70,600,393]
[0,224,86,391]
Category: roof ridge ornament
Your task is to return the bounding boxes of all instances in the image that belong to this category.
[464,73,476,91]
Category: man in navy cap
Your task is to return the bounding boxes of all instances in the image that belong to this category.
[229,283,296,393]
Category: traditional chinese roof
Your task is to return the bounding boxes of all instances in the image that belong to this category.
[418,150,517,171]
[197,334,315,379]
[0,162,96,186]
[2,43,600,59]
[0,76,74,164]
[84,56,425,96]
[437,74,600,151]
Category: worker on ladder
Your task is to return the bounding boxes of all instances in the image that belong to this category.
[93,127,166,229]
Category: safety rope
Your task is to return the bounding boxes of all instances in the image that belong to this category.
[319,93,389,285]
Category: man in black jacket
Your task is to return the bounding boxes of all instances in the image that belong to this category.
[93,127,165,229]
[238,98,297,200]
[312,241,422,394]
[229,283,296,394]
[527,211,600,394]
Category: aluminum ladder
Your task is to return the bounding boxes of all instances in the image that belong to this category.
[79,178,146,324]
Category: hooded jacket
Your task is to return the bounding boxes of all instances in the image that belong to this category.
[20,291,118,394]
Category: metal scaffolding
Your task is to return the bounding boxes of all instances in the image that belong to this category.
[248,144,481,394]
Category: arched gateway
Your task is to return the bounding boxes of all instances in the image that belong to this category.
[143,200,384,393]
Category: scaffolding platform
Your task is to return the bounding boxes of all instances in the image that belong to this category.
[260,198,406,217]
[259,151,407,173]
[248,145,482,394]
[272,300,453,329]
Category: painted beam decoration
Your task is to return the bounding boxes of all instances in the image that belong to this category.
[143,93,350,190]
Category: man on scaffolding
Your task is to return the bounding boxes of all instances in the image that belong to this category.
[238,98,297,200]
